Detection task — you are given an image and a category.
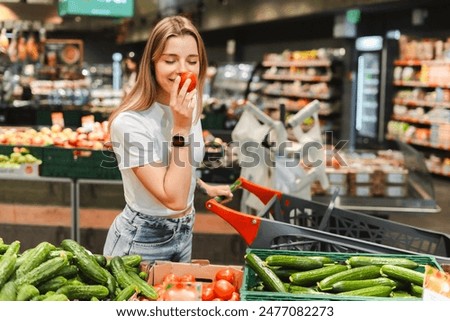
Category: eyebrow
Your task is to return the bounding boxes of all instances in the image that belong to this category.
[161,53,199,59]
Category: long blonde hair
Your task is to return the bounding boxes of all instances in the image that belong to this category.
[108,16,208,131]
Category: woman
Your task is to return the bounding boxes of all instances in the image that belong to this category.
[104,16,233,263]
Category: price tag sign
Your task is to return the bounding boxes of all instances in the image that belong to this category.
[51,112,65,128]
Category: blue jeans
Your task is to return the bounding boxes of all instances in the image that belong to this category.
[103,205,195,264]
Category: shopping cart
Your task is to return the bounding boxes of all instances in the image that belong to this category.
[205,177,450,264]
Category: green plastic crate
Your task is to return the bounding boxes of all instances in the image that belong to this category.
[240,248,442,301]
[40,147,121,180]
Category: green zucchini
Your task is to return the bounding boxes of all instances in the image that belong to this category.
[38,276,68,293]
[265,255,323,271]
[290,264,348,287]
[0,280,17,301]
[56,284,110,300]
[115,284,139,301]
[380,264,424,286]
[0,240,20,288]
[244,252,286,293]
[15,241,55,279]
[15,256,68,287]
[337,285,394,297]
[330,277,398,293]
[346,256,419,269]
[318,265,381,291]
[16,284,40,301]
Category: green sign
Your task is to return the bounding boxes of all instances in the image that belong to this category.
[58,0,134,18]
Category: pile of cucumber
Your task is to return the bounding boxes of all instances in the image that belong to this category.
[0,238,157,301]
[244,252,427,299]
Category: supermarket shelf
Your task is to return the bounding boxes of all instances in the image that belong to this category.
[393,98,450,109]
[386,135,450,151]
[394,80,450,89]
[391,115,447,126]
[262,74,332,82]
[262,59,332,68]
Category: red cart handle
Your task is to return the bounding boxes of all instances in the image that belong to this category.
[205,177,282,245]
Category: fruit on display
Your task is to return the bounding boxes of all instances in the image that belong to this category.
[0,122,109,150]
[178,72,197,92]
[0,148,42,169]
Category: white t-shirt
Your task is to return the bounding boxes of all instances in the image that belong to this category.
[110,102,205,216]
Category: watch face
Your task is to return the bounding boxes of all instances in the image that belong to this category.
[172,135,187,147]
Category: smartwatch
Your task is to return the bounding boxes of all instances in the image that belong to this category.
[172,135,190,147]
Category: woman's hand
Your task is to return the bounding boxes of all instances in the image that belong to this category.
[197,179,233,200]
[170,75,197,136]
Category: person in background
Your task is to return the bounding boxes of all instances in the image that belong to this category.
[104,16,233,263]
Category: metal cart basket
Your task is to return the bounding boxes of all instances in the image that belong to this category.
[205,177,450,264]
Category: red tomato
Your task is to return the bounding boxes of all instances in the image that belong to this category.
[228,292,240,301]
[201,283,216,301]
[213,279,235,301]
[215,268,236,286]
[163,273,180,285]
[179,72,197,92]
[163,285,198,301]
[180,273,196,283]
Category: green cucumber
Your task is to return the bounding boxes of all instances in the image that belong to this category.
[0,240,20,288]
[16,284,40,301]
[285,284,318,294]
[42,293,69,301]
[127,271,158,300]
[330,277,398,293]
[115,284,139,301]
[265,255,323,271]
[380,265,424,286]
[268,266,298,281]
[290,264,348,287]
[337,285,394,297]
[56,284,110,300]
[318,265,381,291]
[15,256,68,287]
[38,276,68,293]
[346,256,419,269]
[15,241,56,279]
[391,290,418,299]
[244,252,286,293]
[122,255,142,268]
[93,254,107,267]
[0,280,17,301]
[410,284,423,297]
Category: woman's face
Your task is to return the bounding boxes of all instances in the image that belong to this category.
[154,35,200,104]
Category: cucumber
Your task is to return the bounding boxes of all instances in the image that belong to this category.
[380,264,424,286]
[42,293,69,301]
[0,280,17,301]
[110,256,157,300]
[330,277,398,293]
[122,255,142,268]
[391,290,418,299]
[268,266,299,281]
[56,284,110,300]
[337,285,394,297]
[38,276,68,293]
[290,264,349,287]
[115,284,139,301]
[346,256,419,269]
[265,255,323,271]
[0,240,20,288]
[16,284,40,301]
[285,284,318,294]
[244,252,287,293]
[54,265,79,279]
[15,256,68,287]
[318,265,381,291]
[15,241,55,279]
[410,284,423,297]
[48,250,74,261]
[60,239,109,286]
[93,254,107,267]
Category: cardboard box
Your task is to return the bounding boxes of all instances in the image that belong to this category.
[0,163,40,177]
[146,260,243,294]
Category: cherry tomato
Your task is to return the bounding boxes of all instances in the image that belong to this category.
[215,268,236,286]
[179,72,197,92]
[201,283,216,301]
[213,279,235,301]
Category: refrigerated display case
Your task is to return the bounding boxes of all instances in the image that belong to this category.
[354,36,384,147]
